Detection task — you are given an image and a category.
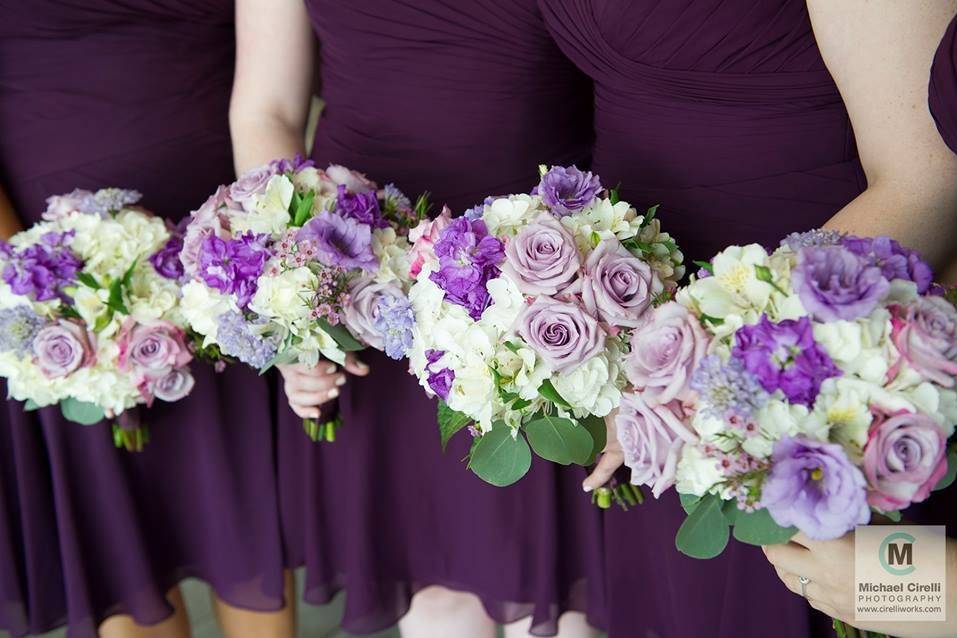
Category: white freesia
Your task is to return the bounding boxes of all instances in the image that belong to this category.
[684,244,774,319]
[481,194,543,237]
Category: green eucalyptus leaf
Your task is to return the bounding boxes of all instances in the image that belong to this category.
[538,379,571,408]
[933,450,957,492]
[469,423,532,487]
[437,401,472,451]
[675,494,730,559]
[732,508,798,546]
[258,349,298,375]
[580,414,606,466]
[60,398,105,426]
[524,413,593,466]
[23,399,41,411]
[679,492,702,515]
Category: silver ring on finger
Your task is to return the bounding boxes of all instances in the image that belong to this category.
[799,575,810,598]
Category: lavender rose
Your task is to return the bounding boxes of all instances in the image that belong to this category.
[117,320,192,383]
[229,164,276,203]
[760,436,870,540]
[32,320,96,378]
[617,393,696,498]
[516,298,604,372]
[578,239,662,328]
[342,278,405,350]
[502,213,580,295]
[862,410,948,511]
[624,302,709,405]
[792,245,890,322]
[891,297,957,387]
[536,165,601,217]
[151,367,196,402]
[181,185,236,278]
[298,210,377,271]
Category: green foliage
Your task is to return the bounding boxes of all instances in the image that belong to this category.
[524,413,593,466]
[437,401,472,451]
[469,423,532,487]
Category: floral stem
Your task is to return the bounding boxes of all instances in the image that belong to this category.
[112,423,150,452]
[301,415,343,444]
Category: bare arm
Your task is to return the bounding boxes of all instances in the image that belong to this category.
[809,0,957,271]
[0,186,23,241]
[230,0,316,174]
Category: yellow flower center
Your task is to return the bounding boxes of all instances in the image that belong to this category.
[717,264,752,293]
[827,405,858,426]
[810,467,824,481]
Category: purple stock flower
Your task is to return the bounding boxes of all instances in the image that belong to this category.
[150,235,185,280]
[372,292,415,360]
[197,233,270,308]
[792,246,890,322]
[689,354,768,421]
[429,217,504,320]
[425,349,455,400]
[0,306,46,356]
[335,184,384,228]
[1,232,83,301]
[215,310,281,369]
[733,315,841,407]
[298,210,377,271]
[760,436,870,540]
[536,165,602,217]
[842,235,933,294]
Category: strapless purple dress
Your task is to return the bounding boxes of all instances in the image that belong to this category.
[0,3,287,636]
[931,13,957,153]
[275,1,606,635]
[540,1,868,635]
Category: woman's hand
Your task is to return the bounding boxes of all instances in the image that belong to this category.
[277,354,369,419]
[582,409,623,492]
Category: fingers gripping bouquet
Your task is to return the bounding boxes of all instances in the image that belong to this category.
[0,189,197,451]
[407,166,684,487]
[180,157,426,442]
[616,230,957,560]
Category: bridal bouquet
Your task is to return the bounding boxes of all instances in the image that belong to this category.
[616,230,957,557]
[0,188,196,451]
[180,157,425,442]
[407,165,684,487]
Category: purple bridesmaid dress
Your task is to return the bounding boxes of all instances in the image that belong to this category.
[0,3,287,635]
[276,1,606,635]
[930,13,957,153]
[540,1,867,636]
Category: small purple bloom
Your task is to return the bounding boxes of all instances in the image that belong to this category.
[335,184,384,228]
[198,233,270,308]
[298,210,377,272]
[792,246,890,322]
[760,436,870,540]
[780,229,845,251]
[429,217,504,320]
[689,354,768,421]
[215,310,281,369]
[1,232,83,301]
[733,315,841,407]
[425,349,455,400]
[842,235,933,294]
[536,165,602,217]
[149,235,185,280]
[372,292,415,360]
[464,197,496,221]
[270,154,315,174]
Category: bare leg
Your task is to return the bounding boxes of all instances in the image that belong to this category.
[211,570,296,638]
[398,586,497,638]
[503,611,598,638]
[99,586,191,638]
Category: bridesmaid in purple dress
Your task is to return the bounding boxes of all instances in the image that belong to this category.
[0,2,295,636]
[231,1,604,636]
[540,0,957,636]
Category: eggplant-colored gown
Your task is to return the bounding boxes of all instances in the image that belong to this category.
[0,2,287,635]
[276,1,606,635]
[931,13,957,154]
[539,1,868,636]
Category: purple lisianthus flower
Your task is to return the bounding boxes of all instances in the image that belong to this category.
[0,306,46,357]
[149,235,185,280]
[760,436,870,540]
[335,184,384,227]
[425,349,454,400]
[429,217,505,320]
[1,231,83,301]
[298,210,377,272]
[689,354,768,421]
[198,232,270,307]
[792,246,890,322]
[536,165,602,217]
[733,315,841,407]
[842,235,933,294]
